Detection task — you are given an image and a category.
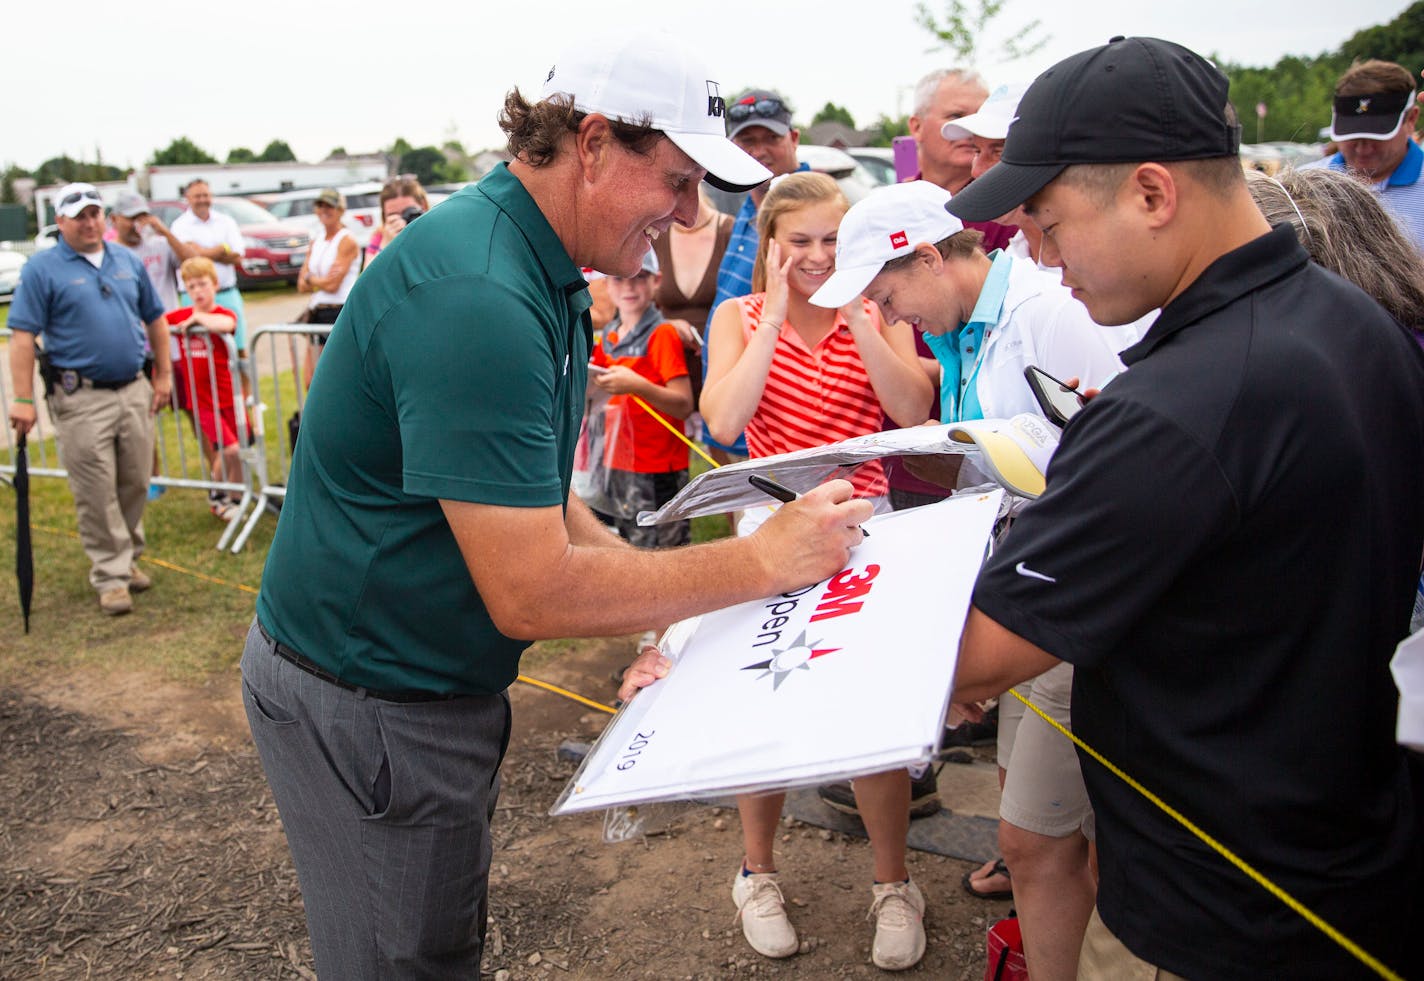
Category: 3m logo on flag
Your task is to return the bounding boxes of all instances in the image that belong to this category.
[890,231,909,249]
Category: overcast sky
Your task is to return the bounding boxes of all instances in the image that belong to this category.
[8,0,1412,173]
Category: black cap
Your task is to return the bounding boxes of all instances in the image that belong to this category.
[726,89,794,141]
[948,36,1240,222]
[1329,89,1414,141]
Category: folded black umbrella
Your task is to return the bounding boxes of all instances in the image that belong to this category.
[14,433,32,633]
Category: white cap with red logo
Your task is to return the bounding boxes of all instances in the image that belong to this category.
[541,31,771,193]
[810,181,965,309]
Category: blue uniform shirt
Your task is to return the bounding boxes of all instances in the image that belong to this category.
[9,238,162,382]
[1305,140,1424,253]
[923,249,1014,422]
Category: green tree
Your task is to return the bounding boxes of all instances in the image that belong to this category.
[389,137,415,161]
[1221,1,1424,145]
[258,140,297,163]
[864,114,911,147]
[328,146,348,158]
[34,156,123,185]
[397,146,447,186]
[149,137,218,167]
[914,0,1048,63]
[1,169,17,205]
[811,102,857,129]
[226,147,257,163]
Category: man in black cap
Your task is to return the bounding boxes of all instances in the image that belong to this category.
[946,36,1424,981]
[1302,58,1424,252]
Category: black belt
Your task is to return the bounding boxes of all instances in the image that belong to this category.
[55,369,140,391]
[256,621,463,703]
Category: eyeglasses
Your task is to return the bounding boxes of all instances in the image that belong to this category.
[727,98,786,123]
[59,190,103,210]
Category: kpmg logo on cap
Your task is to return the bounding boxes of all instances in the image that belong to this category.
[707,80,725,118]
[889,231,909,250]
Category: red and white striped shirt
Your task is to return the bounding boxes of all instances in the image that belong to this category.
[735,293,888,497]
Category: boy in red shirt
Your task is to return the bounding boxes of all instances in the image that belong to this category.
[590,252,693,547]
[166,257,249,520]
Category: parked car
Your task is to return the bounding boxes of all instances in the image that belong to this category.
[845,147,897,186]
[0,250,26,301]
[703,144,881,217]
[150,197,309,288]
[252,182,384,251]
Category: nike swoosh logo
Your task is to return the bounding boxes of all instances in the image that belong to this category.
[1015,561,1056,584]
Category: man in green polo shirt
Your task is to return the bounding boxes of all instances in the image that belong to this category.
[241,31,873,979]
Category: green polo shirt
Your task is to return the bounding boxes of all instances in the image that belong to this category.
[256,164,592,694]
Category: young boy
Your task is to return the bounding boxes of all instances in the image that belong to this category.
[166,257,249,521]
[589,251,693,548]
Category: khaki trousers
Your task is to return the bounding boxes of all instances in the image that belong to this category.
[48,378,153,592]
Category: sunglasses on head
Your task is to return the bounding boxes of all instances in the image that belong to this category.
[59,190,102,210]
[727,98,785,123]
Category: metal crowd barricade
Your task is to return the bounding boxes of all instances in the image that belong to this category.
[1,326,259,551]
[227,322,329,553]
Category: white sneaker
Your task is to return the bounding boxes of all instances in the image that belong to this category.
[731,869,798,958]
[869,878,926,971]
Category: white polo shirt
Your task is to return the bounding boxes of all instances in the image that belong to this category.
[171,209,245,291]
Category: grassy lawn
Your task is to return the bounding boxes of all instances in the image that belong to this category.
[0,456,273,684]
[1,407,734,686]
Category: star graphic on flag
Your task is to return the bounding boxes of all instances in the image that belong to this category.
[742,629,840,690]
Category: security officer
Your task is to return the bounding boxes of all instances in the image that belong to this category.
[8,182,171,615]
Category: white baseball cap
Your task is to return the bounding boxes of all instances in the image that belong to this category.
[941,84,1029,142]
[55,182,104,219]
[809,181,964,309]
[541,31,771,193]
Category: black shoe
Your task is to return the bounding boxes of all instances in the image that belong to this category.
[816,770,943,820]
[943,704,999,747]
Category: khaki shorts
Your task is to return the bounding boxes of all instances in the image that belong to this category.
[996,661,1093,838]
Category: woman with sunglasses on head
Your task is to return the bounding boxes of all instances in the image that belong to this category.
[363,175,430,264]
[700,171,934,971]
[296,189,359,384]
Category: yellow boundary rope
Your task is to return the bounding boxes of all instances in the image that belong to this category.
[1007,687,1404,981]
[629,394,719,469]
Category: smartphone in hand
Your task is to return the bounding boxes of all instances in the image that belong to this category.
[1024,365,1085,427]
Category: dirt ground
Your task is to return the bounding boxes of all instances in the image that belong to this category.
[1,289,1010,978]
[0,634,1010,980]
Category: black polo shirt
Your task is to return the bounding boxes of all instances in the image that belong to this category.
[974,225,1424,980]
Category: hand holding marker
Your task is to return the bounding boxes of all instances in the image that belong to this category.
[747,474,869,538]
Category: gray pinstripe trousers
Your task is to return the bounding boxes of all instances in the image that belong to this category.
[241,620,511,979]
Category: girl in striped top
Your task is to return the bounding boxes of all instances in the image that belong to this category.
[699,171,934,967]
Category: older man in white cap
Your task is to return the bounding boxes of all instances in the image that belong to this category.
[7,183,172,615]
[240,32,873,979]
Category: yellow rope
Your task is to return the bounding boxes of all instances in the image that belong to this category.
[629,394,719,469]
[516,674,615,714]
[33,523,259,594]
[1007,687,1404,981]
